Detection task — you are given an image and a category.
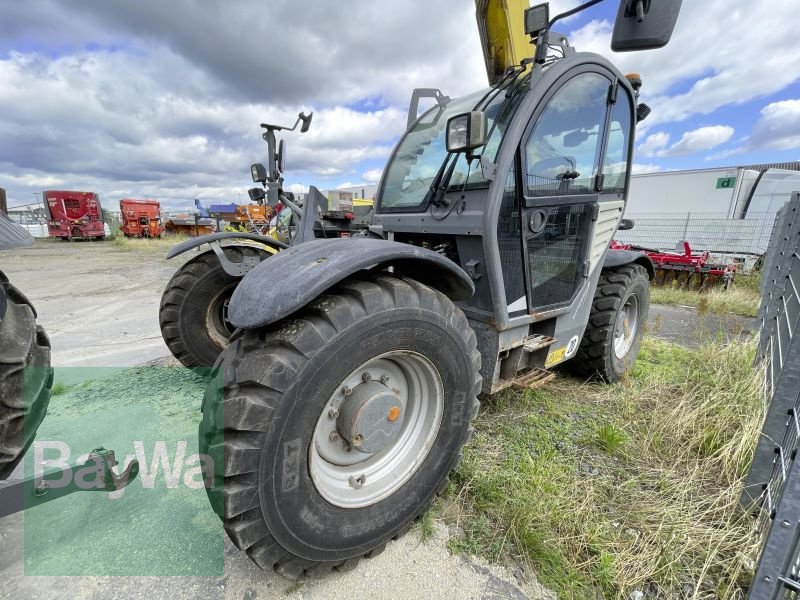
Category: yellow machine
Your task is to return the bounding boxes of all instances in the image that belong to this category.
[475,0,535,84]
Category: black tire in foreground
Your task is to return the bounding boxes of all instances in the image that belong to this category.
[0,270,53,479]
[159,246,271,368]
[571,263,650,382]
[199,273,481,578]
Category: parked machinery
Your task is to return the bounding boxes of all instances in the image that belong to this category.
[158,0,683,578]
[611,239,736,290]
[43,190,105,241]
[119,199,165,238]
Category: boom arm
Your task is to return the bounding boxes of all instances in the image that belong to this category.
[475,0,533,85]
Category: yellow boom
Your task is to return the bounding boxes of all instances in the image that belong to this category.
[475,0,534,85]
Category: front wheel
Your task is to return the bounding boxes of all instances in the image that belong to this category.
[0,271,53,479]
[199,274,481,578]
[159,245,270,368]
[570,263,649,382]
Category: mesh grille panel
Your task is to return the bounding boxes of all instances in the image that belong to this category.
[527,203,592,308]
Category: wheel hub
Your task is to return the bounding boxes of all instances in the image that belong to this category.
[309,352,444,508]
[337,380,403,453]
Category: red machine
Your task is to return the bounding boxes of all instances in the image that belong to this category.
[119,199,164,238]
[44,191,105,240]
[611,240,736,290]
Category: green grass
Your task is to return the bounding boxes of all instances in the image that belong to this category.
[649,273,761,317]
[442,336,764,599]
[50,382,67,396]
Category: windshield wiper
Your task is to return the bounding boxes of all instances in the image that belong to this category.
[424,156,459,207]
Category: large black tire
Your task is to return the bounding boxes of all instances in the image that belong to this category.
[570,263,649,382]
[0,271,53,479]
[159,246,271,368]
[199,273,481,578]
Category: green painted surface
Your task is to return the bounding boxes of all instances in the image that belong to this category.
[23,367,223,576]
[716,176,736,189]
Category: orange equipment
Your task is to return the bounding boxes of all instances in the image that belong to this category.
[119,199,164,238]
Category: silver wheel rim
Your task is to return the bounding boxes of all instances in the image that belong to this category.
[614,293,639,359]
[204,285,236,348]
[309,351,444,509]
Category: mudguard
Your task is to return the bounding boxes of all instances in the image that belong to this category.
[603,249,655,280]
[228,238,475,329]
[165,232,287,259]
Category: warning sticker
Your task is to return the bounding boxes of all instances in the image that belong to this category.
[545,346,566,368]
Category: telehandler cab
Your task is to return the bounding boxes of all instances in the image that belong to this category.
[160,0,682,578]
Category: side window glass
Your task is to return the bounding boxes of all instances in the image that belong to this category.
[524,73,609,197]
[602,94,633,194]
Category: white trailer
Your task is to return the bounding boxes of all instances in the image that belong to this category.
[619,167,800,267]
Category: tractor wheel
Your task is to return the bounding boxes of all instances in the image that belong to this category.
[0,271,53,479]
[199,273,481,578]
[570,264,649,382]
[159,246,270,368]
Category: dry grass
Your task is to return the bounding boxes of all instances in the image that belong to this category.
[111,234,188,251]
[443,336,765,599]
[649,275,761,318]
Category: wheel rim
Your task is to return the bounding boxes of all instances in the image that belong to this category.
[613,293,639,359]
[204,284,236,348]
[309,351,444,509]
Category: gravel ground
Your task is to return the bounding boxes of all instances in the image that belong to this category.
[0,239,553,600]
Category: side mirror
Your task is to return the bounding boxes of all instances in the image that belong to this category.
[446,111,488,154]
[248,187,266,203]
[251,163,267,183]
[299,112,313,133]
[611,0,683,52]
[276,140,285,174]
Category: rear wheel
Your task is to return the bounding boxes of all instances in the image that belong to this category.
[0,271,53,479]
[159,246,270,368]
[199,274,481,578]
[570,263,649,382]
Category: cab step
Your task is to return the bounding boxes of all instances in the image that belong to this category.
[511,367,556,391]
[523,335,557,353]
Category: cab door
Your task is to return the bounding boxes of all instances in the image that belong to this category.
[517,69,632,314]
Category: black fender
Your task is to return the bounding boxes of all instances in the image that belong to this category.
[165,232,288,259]
[228,238,475,329]
[603,249,655,280]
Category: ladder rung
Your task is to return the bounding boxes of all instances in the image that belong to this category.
[511,367,555,391]
[523,335,557,353]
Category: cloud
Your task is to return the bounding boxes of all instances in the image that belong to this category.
[748,99,800,151]
[1,0,799,209]
[631,163,663,175]
[362,169,383,184]
[637,132,670,158]
[569,1,800,126]
[657,126,734,157]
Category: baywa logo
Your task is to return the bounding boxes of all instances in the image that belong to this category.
[34,441,214,499]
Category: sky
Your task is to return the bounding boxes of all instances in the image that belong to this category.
[2,0,799,212]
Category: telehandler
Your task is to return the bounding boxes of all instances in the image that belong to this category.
[159,0,682,578]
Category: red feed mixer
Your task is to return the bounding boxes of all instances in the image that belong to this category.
[610,240,736,290]
[44,190,105,240]
[119,199,164,238]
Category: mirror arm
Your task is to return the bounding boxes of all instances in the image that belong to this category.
[534,0,606,63]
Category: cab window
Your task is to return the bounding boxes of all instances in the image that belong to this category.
[601,94,633,194]
[523,73,610,197]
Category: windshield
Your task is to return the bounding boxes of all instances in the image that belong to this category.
[379,76,529,211]
[378,88,489,210]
